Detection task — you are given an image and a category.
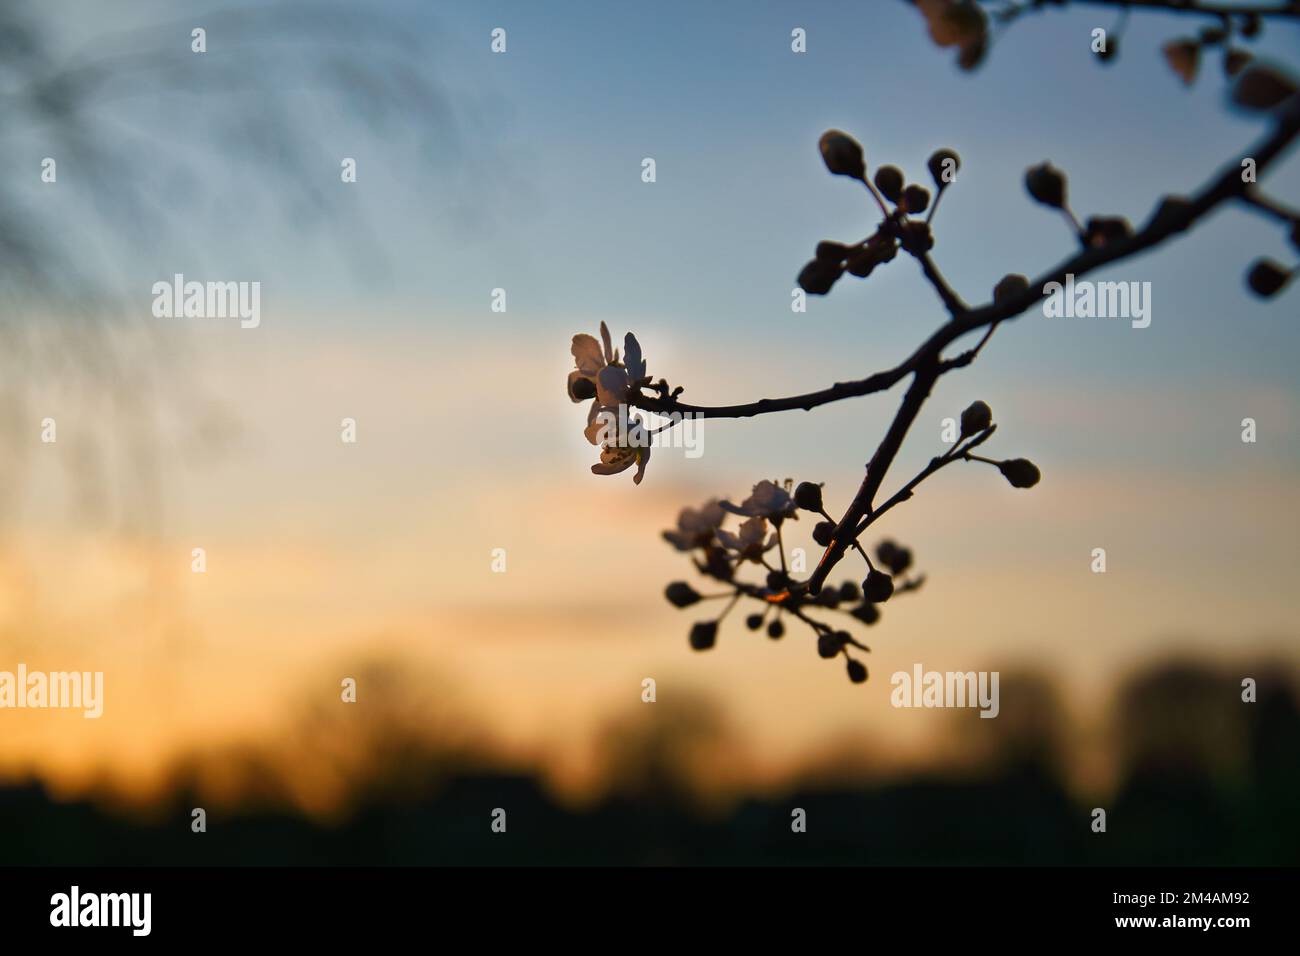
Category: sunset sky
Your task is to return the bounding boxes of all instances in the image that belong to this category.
[3,0,1298,811]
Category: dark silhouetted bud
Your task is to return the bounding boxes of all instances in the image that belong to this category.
[874,165,905,203]
[960,400,992,438]
[1162,38,1200,86]
[794,481,824,512]
[817,631,848,659]
[862,569,895,603]
[767,618,785,640]
[899,220,934,253]
[1025,162,1067,209]
[816,588,840,609]
[1083,216,1133,248]
[992,274,1029,305]
[876,540,913,576]
[766,569,790,591]
[665,581,701,608]
[815,240,851,263]
[901,184,931,215]
[846,659,868,683]
[838,580,862,603]
[689,621,718,650]
[1225,49,1253,78]
[1147,195,1192,234]
[1095,36,1117,63]
[1233,65,1298,111]
[813,520,836,547]
[927,148,960,188]
[845,248,877,279]
[701,545,734,581]
[819,129,866,180]
[1247,258,1291,297]
[798,258,844,296]
[1291,220,1300,253]
[1199,26,1227,46]
[958,35,986,71]
[745,613,764,631]
[999,458,1041,489]
[1241,13,1261,38]
[850,602,880,625]
[846,237,898,278]
[570,376,597,401]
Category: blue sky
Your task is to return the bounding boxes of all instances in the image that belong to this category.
[17,1,1300,481]
[6,0,1299,793]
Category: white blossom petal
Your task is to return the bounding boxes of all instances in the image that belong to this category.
[599,321,614,364]
[623,333,646,380]
[597,365,630,406]
[571,334,604,376]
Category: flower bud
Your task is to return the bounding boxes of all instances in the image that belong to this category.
[862,569,895,603]
[665,581,702,608]
[1025,162,1067,209]
[850,602,880,626]
[846,659,868,684]
[838,580,862,603]
[1233,65,1298,111]
[1199,26,1227,46]
[745,613,764,631]
[959,400,992,438]
[816,588,840,609]
[899,220,934,253]
[901,184,930,215]
[798,259,844,296]
[1147,195,1192,234]
[815,240,851,263]
[992,274,1029,306]
[766,569,790,591]
[819,129,866,180]
[876,540,912,575]
[998,458,1041,489]
[1095,36,1118,63]
[689,621,718,651]
[767,619,785,640]
[845,252,874,279]
[794,481,824,512]
[927,148,960,188]
[1162,39,1200,86]
[813,520,836,547]
[817,631,848,659]
[1247,259,1291,298]
[874,165,905,203]
[1224,49,1253,78]
[1083,216,1133,248]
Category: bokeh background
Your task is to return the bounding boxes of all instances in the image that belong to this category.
[1,0,1298,864]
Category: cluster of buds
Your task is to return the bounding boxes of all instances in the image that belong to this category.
[660,396,1038,685]
[797,130,960,296]
[660,480,923,685]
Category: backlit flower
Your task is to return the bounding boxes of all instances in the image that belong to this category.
[663,499,727,551]
[715,515,777,563]
[720,480,798,523]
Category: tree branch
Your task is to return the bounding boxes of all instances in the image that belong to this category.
[633,100,1300,432]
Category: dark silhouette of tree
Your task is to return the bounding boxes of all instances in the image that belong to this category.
[0,1,467,529]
